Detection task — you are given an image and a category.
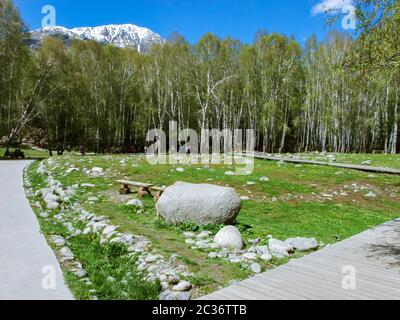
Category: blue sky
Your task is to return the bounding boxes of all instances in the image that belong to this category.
[14,0,354,45]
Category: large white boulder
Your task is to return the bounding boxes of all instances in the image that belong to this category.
[214,226,244,250]
[156,182,241,225]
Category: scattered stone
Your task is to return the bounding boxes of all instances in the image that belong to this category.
[172,280,192,292]
[176,168,185,172]
[81,183,95,188]
[59,247,74,261]
[250,263,261,274]
[102,225,117,236]
[197,230,212,239]
[260,176,270,182]
[260,254,272,262]
[361,160,372,165]
[208,252,218,259]
[183,232,195,239]
[39,212,49,219]
[126,199,144,208]
[214,226,244,250]
[185,239,196,245]
[145,255,159,263]
[50,235,66,247]
[284,237,319,251]
[254,245,269,255]
[242,253,257,260]
[91,167,103,174]
[156,182,241,225]
[160,291,191,301]
[73,269,87,278]
[365,191,377,199]
[248,238,261,245]
[268,239,293,259]
[168,275,180,285]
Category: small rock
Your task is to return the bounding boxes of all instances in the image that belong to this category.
[145,255,159,263]
[185,239,196,245]
[197,230,212,239]
[250,263,261,274]
[214,226,244,250]
[160,291,191,301]
[260,254,272,262]
[81,183,95,188]
[365,191,377,199]
[168,275,180,285]
[91,167,103,174]
[208,252,218,259]
[102,225,117,236]
[176,168,185,172]
[126,199,144,208]
[172,280,192,292]
[183,232,195,239]
[242,253,257,260]
[268,239,292,259]
[260,176,270,182]
[73,269,87,278]
[284,237,319,251]
[39,212,49,219]
[50,235,66,247]
[59,247,74,261]
[248,238,261,245]
[254,245,269,255]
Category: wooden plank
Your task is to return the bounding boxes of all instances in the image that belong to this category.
[253,267,358,300]
[248,153,400,175]
[202,219,400,300]
[150,186,166,192]
[285,260,398,300]
[116,180,154,188]
[293,255,400,293]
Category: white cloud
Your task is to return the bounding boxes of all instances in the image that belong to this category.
[311,0,354,16]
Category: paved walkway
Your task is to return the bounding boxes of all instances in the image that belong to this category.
[0,161,73,300]
[202,219,400,300]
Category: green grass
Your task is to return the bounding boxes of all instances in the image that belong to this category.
[0,147,50,158]
[26,153,400,298]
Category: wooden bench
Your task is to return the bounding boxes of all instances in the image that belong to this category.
[116,180,166,200]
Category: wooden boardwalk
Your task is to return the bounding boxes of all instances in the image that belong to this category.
[201,219,400,300]
[250,153,400,175]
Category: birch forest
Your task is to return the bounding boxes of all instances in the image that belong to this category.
[1,0,399,154]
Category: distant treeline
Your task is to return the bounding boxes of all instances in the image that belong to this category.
[0,0,399,154]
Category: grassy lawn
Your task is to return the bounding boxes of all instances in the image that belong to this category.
[26,153,400,299]
[0,147,49,158]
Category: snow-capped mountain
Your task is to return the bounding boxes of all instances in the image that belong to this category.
[30,24,165,53]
